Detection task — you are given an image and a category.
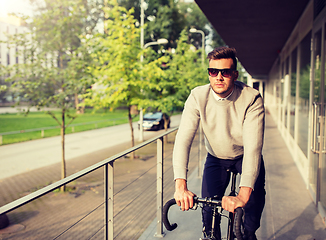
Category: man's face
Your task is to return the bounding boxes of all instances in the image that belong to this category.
[208,58,238,98]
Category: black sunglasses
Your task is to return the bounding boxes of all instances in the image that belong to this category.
[207,68,235,78]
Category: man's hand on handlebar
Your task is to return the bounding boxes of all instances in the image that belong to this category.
[174,179,196,211]
[222,186,252,213]
[222,196,245,213]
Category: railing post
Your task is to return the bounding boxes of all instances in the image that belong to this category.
[155,137,164,238]
[104,161,114,240]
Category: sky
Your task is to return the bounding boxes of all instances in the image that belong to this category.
[0,0,194,18]
[0,0,195,19]
[0,0,34,18]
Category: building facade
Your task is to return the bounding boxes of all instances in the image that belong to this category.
[265,1,326,223]
[0,15,28,103]
[195,0,326,224]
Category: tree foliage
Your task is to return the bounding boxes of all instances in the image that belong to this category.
[179,2,225,50]
[118,0,225,52]
[118,0,186,49]
[145,0,186,49]
[3,0,100,189]
[139,30,207,120]
[3,0,222,164]
[84,1,207,146]
[84,0,142,156]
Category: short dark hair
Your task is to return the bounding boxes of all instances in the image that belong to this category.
[207,47,237,70]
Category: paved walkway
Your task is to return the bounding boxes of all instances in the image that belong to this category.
[139,111,326,240]
[0,106,58,114]
[0,109,326,239]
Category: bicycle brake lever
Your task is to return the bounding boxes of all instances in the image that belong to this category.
[191,202,198,210]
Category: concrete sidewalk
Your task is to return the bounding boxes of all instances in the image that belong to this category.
[139,111,326,240]
[0,113,181,180]
[0,106,59,114]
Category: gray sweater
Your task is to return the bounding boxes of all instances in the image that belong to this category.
[173,81,265,189]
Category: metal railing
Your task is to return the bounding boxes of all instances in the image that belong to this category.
[0,127,197,239]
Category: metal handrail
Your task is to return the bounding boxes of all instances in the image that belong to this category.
[0,127,178,215]
[311,102,320,154]
[0,127,179,240]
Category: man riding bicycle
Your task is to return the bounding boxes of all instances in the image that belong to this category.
[173,47,266,240]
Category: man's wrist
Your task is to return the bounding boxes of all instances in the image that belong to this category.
[237,186,252,204]
[175,178,187,191]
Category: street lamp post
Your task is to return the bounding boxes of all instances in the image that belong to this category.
[139,0,169,142]
[143,38,169,49]
[140,38,169,63]
[190,28,205,66]
[139,38,168,142]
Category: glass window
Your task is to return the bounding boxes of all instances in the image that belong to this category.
[321,23,326,214]
[322,143,326,226]
[280,79,284,124]
[298,32,311,157]
[290,48,297,137]
[285,57,289,75]
[309,29,321,195]
[284,58,289,129]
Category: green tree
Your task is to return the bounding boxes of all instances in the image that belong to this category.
[84,0,142,158]
[178,2,225,51]
[138,30,207,134]
[179,2,208,49]
[3,0,98,191]
[166,30,207,105]
[118,0,186,50]
[118,0,225,52]
[145,0,186,49]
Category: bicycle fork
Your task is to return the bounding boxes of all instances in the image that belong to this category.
[207,171,237,240]
[204,206,222,240]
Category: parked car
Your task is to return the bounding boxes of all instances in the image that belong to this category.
[139,112,170,131]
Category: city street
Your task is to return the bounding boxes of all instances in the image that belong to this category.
[0,113,181,180]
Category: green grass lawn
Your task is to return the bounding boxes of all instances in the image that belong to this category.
[0,108,138,145]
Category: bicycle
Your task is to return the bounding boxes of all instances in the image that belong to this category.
[163,169,244,240]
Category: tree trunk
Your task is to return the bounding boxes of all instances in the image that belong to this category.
[75,93,85,114]
[163,114,170,143]
[80,99,85,114]
[60,108,66,192]
[128,106,135,159]
[75,92,79,111]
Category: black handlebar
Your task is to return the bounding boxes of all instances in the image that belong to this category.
[162,198,178,231]
[234,207,244,240]
[162,197,244,239]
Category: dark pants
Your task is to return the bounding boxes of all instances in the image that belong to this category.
[201,153,266,234]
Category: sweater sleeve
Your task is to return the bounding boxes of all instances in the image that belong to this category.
[240,94,265,189]
[173,93,200,180]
